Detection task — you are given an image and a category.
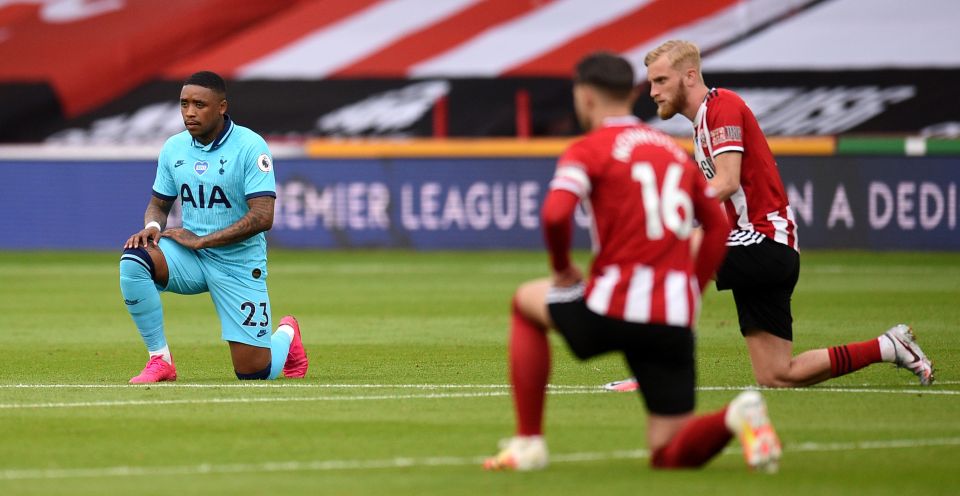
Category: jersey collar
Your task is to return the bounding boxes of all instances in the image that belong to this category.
[191,114,234,152]
[601,115,640,128]
[693,89,715,131]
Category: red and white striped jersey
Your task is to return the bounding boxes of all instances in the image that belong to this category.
[692,88,799,250]
[548,116,725,327]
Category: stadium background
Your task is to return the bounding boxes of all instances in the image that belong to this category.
[1,0,958,251]
[0,1,958,494]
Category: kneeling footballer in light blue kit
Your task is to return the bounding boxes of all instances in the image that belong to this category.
[120,71,308,383]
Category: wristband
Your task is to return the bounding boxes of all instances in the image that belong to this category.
[145,221,162,232]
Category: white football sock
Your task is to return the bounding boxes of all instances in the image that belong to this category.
[148,345,172,365]
[878,335,896,362]
[276,324,295,340]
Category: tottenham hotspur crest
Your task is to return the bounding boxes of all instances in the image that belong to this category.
[257,154,272,173]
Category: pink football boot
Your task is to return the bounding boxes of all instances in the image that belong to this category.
[280,315,308,378]
[129,355,177,383]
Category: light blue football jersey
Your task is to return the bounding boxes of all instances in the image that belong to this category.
[152,115,275,267]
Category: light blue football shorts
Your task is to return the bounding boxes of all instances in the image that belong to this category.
[157,237,272,347]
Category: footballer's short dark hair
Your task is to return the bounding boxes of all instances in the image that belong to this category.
[183,71,226,97]
[574,52,635,100]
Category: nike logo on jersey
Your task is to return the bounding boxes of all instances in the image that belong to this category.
[174,160,184,168]
[257,329,268,338]
[124,298,142,305]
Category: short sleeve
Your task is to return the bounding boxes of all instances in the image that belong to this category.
[706,95,745,157]
[152,143,178,200]
[243,135,276,200]
[550,140,592,199]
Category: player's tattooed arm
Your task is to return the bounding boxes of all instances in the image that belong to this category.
[125,196,173,249]
[162,196,274,250]
[145,196,173,229]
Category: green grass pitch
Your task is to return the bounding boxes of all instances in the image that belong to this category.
[0,250,958,495]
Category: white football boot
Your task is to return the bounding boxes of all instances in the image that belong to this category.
[882,324,934,386]
[725,390,781,473]
[483,436,548,471]
[602,378,639,392]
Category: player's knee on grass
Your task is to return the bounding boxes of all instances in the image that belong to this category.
[235,363,271,380]
[758,374,812,388]
[229,341,273,378]
[744,330,802,388]
[752,367,798,388]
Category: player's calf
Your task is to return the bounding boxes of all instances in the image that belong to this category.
[120,247,172,370]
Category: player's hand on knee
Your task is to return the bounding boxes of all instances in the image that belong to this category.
[124,227,161,249]
[161,227,203,250]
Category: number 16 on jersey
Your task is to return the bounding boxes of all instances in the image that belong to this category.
[632,162,694,240]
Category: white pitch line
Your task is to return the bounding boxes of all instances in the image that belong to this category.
[0,389,606,410]
[697,386,960,396]
[1,384,954,410]
[1,437,958,481]
[3,383,956,394]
